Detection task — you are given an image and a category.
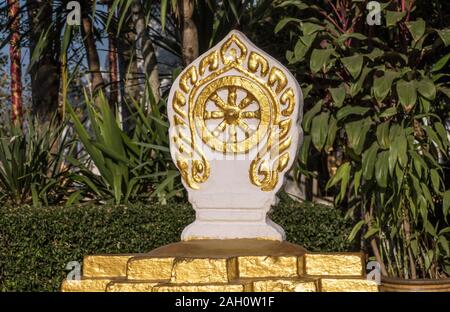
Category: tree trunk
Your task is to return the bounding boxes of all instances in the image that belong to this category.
[131,0,160,103]
[117,3,140,132]
[108,4,119,108]
[27,0,60,123]
[80,1,104,97]
[8,0,22,124]
[178,0,199,66]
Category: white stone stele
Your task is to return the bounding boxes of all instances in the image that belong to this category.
[167,30,303,241]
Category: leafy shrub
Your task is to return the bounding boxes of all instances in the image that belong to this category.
[67,90,181,205]
[275,0,450,279]
[0,116,74,206]
[0,196,353,291]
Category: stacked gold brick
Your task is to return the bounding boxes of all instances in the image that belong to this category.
[61,240,378,292]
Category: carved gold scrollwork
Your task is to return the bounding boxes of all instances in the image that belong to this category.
[220,34,248,65]
[171,32,298,191]
[172,73,210,189]
[199,51,220,75]
[249,132,292,191]
[268,67,287,94]
[280,88,295,116]
[248,52,269,77]
[173,91,186,118]
[180,66,198,93]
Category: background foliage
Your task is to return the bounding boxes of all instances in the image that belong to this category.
[0,195,353,291]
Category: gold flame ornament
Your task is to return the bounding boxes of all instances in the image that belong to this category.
[168,30,303,192]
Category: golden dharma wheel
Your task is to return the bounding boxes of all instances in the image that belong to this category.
[193,75,275,153]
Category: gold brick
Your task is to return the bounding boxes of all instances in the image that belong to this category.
[154,283,246,292]
[127,257,174,281]
[320,278,379,292]
[106,281,157,292]
[83,255,134,278]
[171,258,232,283]
[237,256,299,278]
[61,279,111,292]
[253,279,317,292]
[304,253,363,276]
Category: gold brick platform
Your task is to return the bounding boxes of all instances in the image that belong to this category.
[61,240,378,292]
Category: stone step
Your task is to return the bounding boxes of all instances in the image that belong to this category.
[318,277,379,292]
[62,240,377,292]
[61,278,113,292]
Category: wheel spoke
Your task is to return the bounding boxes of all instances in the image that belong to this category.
[212,120,227,137]
[227,87,237,106]
[209,92,228,110]
[204,111,225,119]
[238,93,254,109]
[238,120,251,138]
[241,110,261,119]
[229,124,237,142]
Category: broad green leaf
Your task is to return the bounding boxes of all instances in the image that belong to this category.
[299,33,317,47]
[302,22,324,35]
[294,34,316,61]
[327,162,351,202]
[411,151,423,178]
[444,190,450,217]
[311,112,330,151]
[299,135,311,164]
[410,239,419,257]
[396,80,417,110]
[336,106,370,121]
[325,115,338,151]
[437,28,450,46]
[364,48,384,61]
[386,11,406,27]
[432,52,450,72]
[423,125,445,152]
[373,71,398,102]
[424,219,437,237]
[430,169,441,194]
[416,78,436,100]
[364,227,379,239]
[341,55,364,79]
[345,118,372,155]
[379,107,397,118]
[327,162,351,188]
[406,19,426,41]
[376,121,390,149]
[421,182,434,208]
[303,100,322,131]
[348,220,364,241]
[310,49,333,74]
[362,142,379,180]
[338,32,367,44]
[389,131,407,172]
[375,150,389,188]
[439,236,450,256]
[350,67,370,96]
[435,122,449,148]
[275,17,301,33]
[329,84,346,107]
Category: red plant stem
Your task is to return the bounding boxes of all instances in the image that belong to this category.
[319,10,345,33]
[406,0,414,21]
[8,0,22,125]
[327,0,343,24]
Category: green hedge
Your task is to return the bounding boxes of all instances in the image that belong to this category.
[0,196,355,291]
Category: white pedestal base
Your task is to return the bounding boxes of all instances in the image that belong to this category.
[181,219,285,241]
